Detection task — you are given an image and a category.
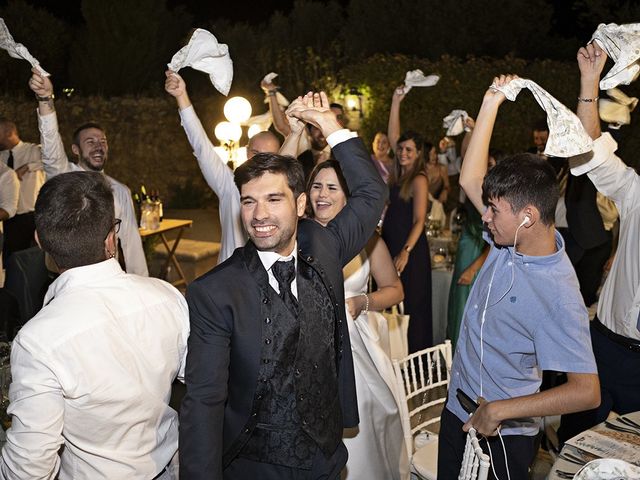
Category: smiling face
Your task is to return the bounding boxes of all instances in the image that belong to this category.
[309,167,347,226]
[396,138,420,171]
[372,132,390,157]
[481,196,523,246]
[72,127,108,172]
[240,171,306,255]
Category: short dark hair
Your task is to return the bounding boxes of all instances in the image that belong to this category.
[234,153,306,199]
[0,118,17,136]
[35,171,115,269]
[305,159,350,218]
[72,122,106,146]
[482,153,559,225]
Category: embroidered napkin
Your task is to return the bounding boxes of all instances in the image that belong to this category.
[262,72,290,107]
[0,18,49,76]
[591,23,640,90]
[168,28,233,96]
[490,78,593,157]
[599,88,638,128]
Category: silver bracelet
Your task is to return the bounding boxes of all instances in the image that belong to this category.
[360,293,369,314]
[577,96,599,103]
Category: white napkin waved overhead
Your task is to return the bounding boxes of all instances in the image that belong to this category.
[262,72,290,107]
[401,69,439,94]
[0,18,49,76]
[591,23,640,90]
[168,28,233,96]
[491,78,593,157]
[599,88,638,128]
[442,109,470,136]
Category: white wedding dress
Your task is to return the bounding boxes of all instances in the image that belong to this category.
[341,251,410,480]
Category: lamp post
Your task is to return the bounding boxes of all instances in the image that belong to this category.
[214,96,253,168]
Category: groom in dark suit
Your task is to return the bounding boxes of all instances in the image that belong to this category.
[179,92,387,479]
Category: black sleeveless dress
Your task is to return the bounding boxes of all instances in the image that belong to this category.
[382,183,433,352]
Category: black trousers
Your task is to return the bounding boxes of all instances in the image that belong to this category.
[558,318,640,445]
[2,212,36,267]
[223,442,348,480]
[437,406,537,480]
[559,228,612,307]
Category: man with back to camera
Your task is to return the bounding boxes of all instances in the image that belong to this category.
[436,75,600,480]
[179,92,386,479]
[28,68,148,276]
[0,171,189,479]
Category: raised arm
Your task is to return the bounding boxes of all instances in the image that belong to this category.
[29,69,74,179]
[346,235,404,318]
[460,117,475,160]
[261,77,291,137]
[289,92,387,265]
[387,87,406,152]
[278,95,308,157]
[459,76,510,214]
[165,70,245,261]
[576,42,606,141]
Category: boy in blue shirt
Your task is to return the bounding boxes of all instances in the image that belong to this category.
[437,75,600,480]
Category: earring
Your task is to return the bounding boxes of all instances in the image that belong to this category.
[108,251,115,258]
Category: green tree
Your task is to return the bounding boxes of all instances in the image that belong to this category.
[0,0,71,94]
[69,0,192,95]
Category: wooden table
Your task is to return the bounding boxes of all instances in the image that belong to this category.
[139,219,193,287]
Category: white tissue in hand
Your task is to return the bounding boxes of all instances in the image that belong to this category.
[442,109,469,136]
[168,28,233,96]
[402,69,440,94]
[0,18,49,76]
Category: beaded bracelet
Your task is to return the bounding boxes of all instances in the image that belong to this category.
[577,97,599,103]
[360,293,370,314]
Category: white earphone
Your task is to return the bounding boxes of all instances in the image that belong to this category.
[519,215,531,227]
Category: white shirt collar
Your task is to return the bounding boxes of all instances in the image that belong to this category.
[44,258,124,305]
[256,242,298,273]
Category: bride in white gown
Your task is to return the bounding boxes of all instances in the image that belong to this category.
[307,160,410,480]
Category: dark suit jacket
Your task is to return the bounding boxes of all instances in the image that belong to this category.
[180,137,387,479]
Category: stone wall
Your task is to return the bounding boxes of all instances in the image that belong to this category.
[0,94,231,207]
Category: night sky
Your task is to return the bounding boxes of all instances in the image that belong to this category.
[0,0,350,25]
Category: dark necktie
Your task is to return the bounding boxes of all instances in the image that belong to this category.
[7,150,14,169]
[272,259,299,316]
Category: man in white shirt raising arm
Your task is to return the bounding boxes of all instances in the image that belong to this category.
[558,42,640,444]
[27,69,148,276]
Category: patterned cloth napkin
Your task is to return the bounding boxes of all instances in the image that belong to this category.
[400,69,440,94]
[168,28,233,96]
[591,23,640,90]
[0,18,49,76]
[442,109,470,136]
[490,78,593,157]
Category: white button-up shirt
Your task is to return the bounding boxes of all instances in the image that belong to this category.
[257,244,299,299]
[36,110,148,276]
[0,259,189,479]
[0,141,45,215]
[571,132,640,339]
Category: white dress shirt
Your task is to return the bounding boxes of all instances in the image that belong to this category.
[0,259,189,479]
[571,132,640,339]
[0,142,45,215]
[36,110,148,276]
[0,162,19,287]
[178,105,246,264]
[257,244,299,299]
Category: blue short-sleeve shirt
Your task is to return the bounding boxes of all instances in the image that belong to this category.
[447,230,597,436]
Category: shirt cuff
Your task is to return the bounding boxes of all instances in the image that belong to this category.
[571,132,617,176]
[178,104,197,125]
[326,129,357,148]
